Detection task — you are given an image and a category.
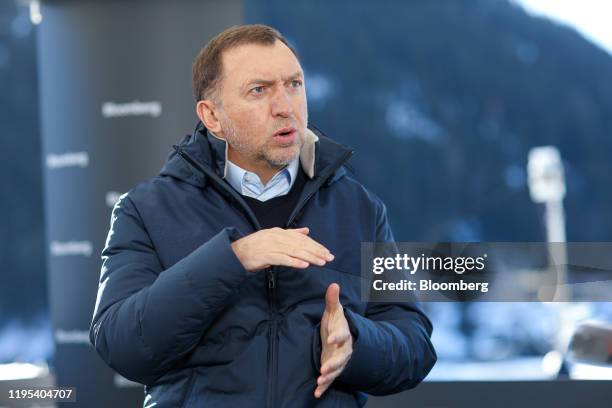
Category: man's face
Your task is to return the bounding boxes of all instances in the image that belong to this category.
[214,40,308,171]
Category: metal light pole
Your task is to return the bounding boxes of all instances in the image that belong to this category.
[527,146,577,377]
[527,146,569,301]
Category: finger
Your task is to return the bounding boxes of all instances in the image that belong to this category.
[321,347,352,374]
[283,238,334,264]
[304,247,334,263]
[327,329,351,345]
[290,227,309,235]
[284,246,329,266]
[276,229,332,259]
[267,252,309,269]
[321,354,349,375]
[325,283,341,313]
[314,381,332,399]
[316,377,332,394]
[318,365,344,385]
[286,230,333,259]
[303,243,335,262]
[317,374,331,387]
[301,235,333,258]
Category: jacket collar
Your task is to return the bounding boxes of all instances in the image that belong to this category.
[160,122,353,188]
[207,127,318,180]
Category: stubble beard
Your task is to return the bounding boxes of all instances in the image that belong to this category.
[220,114,305,170]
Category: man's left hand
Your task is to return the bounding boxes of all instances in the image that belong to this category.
[315,283,353,399]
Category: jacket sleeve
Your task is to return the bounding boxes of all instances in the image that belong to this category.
[89,193,248,385]
[313,200,437,395]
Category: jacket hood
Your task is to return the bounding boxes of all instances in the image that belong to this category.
[160,122,353,188]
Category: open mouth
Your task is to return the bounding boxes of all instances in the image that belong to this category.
[273,127,297,145]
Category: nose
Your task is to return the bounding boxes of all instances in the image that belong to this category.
[270,88,293,118]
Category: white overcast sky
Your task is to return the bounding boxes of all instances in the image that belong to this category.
[512,0,612,56]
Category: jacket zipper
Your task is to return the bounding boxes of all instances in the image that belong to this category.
[268,149,352,407]
[266,268,278,408]
[175,144,353,408]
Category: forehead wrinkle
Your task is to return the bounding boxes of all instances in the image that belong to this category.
[249,69,304,83]
[221,44,304,92]
[240,69,303,90]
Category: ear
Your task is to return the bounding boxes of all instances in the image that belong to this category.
[196,100,222,134]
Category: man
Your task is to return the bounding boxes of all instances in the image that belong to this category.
[90,24,436,407]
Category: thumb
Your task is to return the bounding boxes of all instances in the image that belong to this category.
[325,283,340,313]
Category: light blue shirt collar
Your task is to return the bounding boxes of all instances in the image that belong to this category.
[225,157,300,202]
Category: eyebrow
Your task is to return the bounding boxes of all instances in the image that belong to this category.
[243,71,304,90]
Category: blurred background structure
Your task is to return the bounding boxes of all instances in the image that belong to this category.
[1,0,612,406]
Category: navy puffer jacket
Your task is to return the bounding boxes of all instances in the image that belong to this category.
[90,123,436,407]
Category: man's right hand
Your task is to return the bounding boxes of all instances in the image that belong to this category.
[230,227,334,272]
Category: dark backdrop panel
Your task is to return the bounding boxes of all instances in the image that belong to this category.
[38,1,242,406]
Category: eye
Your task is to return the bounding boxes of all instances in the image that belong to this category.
[250,85,265,95]
[290,79,303,88]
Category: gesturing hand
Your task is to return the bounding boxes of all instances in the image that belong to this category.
[315,283,353,399]
[231,227,334,272]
